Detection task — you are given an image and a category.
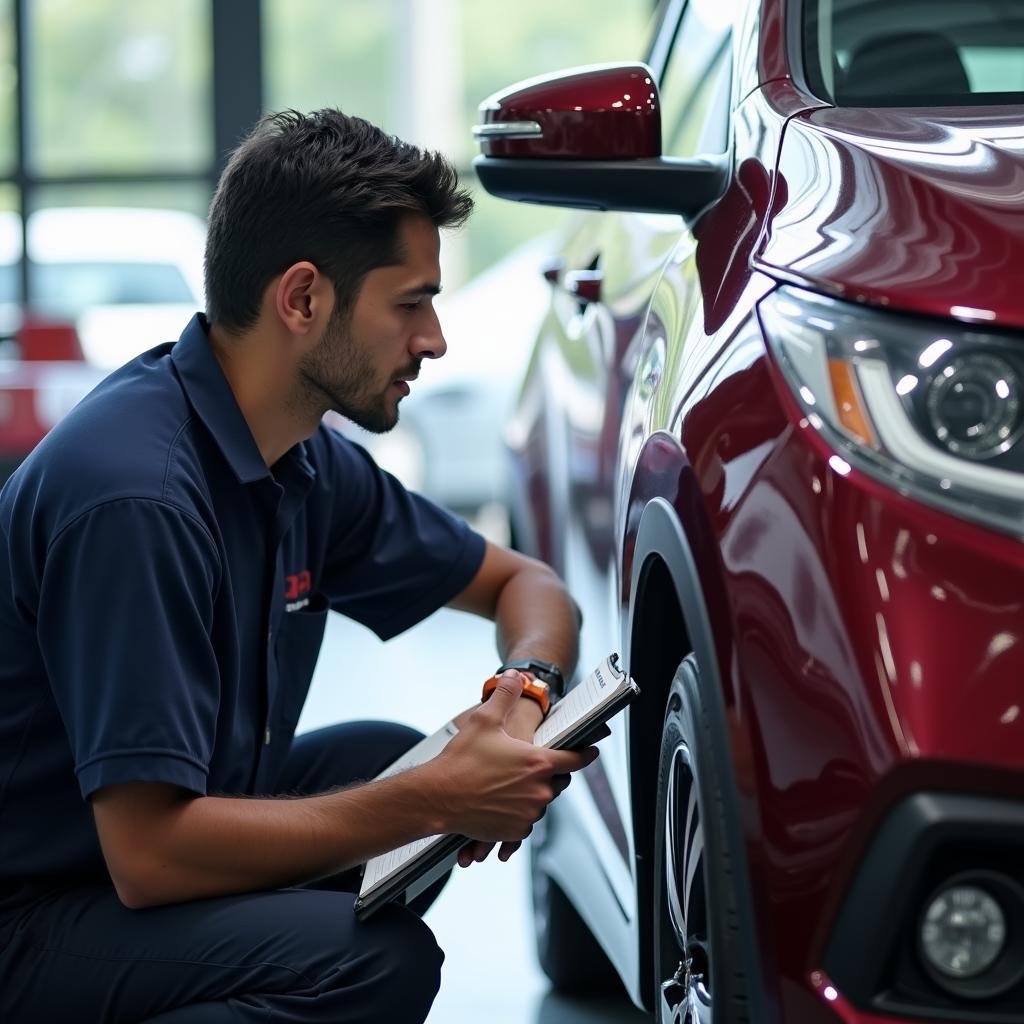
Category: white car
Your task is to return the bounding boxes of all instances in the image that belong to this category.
[0,207,207,370]
[0,207,207,485]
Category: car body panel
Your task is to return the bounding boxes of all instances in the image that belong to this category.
[759,105,1024,326]
[485,0,1024,1017]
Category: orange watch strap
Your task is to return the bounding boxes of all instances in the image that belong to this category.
[481,672,551,716]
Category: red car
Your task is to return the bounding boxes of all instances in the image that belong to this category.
[473,0,1024,1021]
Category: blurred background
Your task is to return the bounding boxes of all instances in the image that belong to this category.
[0,2,658,1019]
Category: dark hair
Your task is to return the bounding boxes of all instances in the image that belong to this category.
[204,108,473,332]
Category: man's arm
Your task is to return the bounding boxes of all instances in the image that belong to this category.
[448,541,581,680]
[92,673,594,909]
[447,541,585,866]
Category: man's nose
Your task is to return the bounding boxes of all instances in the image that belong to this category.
[410,308,447,361]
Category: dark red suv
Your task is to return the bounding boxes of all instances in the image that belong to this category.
[473,1,1024,1021]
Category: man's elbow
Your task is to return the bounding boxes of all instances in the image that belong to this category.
[92,782,194,909]
[111,876,151,911]
[107,855,172,910]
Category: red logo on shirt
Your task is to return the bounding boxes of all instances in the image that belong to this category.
[284,570,311,601]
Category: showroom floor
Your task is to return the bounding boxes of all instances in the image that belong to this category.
[298,597,648,1023]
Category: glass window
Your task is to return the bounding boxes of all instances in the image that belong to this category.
[27,0,212,175]
[265,0,653,285]
[0,0,14,177]
[263,0,396,131]
[658,0,732,159]
[804,0,1024,106]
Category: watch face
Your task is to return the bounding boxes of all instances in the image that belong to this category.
[499,659,564,690]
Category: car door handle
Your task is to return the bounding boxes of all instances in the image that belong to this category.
[564,269,604,305]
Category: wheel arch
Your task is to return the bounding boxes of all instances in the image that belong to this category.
[625,496,771,1021]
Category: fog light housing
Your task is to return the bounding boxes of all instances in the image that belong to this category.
[917,872,1024,999]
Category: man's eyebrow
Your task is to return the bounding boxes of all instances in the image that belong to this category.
[398,283,443,298]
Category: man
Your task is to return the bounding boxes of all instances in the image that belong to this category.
[0,109,594,1023]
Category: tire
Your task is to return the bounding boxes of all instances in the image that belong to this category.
[652,655,749,1023]
[531,834,623,996]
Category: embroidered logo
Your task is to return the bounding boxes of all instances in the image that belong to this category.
[284,569,311,612]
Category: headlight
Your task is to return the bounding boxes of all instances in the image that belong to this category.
[759,286,1024,537]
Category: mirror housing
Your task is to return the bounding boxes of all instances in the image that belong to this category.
[473,62,728,224]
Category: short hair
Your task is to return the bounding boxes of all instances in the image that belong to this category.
[204,108,473,332]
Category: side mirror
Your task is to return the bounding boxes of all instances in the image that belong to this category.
[473,63,727,224]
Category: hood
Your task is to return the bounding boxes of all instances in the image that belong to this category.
[758,105,1024,328]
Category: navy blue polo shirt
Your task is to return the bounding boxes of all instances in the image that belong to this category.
[0,314,485,881]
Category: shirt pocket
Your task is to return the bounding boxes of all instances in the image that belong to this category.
[273,591,329,742]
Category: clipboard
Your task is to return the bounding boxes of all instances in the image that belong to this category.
[354,654,639,920]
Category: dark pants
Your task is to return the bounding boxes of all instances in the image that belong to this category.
[0,722,445,1023]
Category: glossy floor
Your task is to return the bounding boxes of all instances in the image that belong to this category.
[299,602,647,1023]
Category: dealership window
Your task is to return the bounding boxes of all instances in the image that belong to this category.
[0,0,656,329]
[0,0,12,177]
[265,0,654,282]
[27,0,211,175]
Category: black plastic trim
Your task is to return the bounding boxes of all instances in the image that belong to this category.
[472,154,729,225]
[824,792,1024,1022]
[627,494,772,1023]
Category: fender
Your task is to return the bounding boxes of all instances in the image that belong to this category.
[625,492,772,1022]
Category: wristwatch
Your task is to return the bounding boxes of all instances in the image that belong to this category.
[496,658,566,697]
[482,672,551,716]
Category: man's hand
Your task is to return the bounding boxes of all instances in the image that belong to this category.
[457,679,547,866]
[424,671,596,867]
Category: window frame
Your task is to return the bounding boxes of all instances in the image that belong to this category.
[3,0,261,321]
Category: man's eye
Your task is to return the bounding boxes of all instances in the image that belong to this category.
[400,302,420,312]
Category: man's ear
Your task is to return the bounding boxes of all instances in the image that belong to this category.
[272,261,335,345]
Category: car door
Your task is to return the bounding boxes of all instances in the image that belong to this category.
[551,0,736,962]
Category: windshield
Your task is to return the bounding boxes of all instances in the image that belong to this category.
[803,0,1024,106]
[30,262,195,320]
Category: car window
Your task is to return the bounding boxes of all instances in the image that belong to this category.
[31,262,195,319]
[657,0,732,158]
[804,0,1024,106]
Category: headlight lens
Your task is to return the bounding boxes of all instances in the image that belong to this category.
[924,354,1023,459]
[759,286,1024,536]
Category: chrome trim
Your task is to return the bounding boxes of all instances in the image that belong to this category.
[471,121,543,140]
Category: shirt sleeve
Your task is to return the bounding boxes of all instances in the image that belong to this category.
[36,498,222,799]
[310,431,486,640]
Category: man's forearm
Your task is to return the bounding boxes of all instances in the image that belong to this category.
[494,563,580,682]
[92,767,447,909]
[449,544,581,686]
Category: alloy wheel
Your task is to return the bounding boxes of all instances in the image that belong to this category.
[659,741,713,1024]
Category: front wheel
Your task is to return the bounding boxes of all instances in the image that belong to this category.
[652,655,749,1023]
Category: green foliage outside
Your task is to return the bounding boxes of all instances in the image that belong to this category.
[0,0,653,278]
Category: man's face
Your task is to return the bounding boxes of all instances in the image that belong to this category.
[298,215,446,433]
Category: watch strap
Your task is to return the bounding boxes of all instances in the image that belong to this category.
[482,672,551,716]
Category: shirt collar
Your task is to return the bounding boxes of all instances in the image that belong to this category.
[170,313,272,485]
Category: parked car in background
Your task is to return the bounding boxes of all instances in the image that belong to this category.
[0,207,207,370]
[345,234,553,516]
[0,207,206,484]
[474,0,1024,1021]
